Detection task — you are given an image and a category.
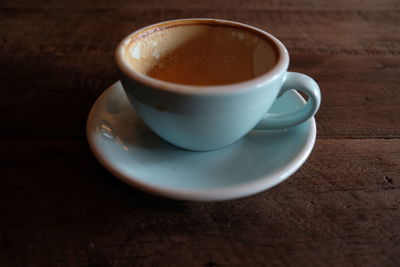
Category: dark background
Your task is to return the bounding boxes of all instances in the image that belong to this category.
[1,0,399,266]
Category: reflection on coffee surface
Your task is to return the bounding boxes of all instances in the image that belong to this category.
[124,23,278,86]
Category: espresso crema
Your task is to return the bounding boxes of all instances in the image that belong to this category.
[124,23,278,86]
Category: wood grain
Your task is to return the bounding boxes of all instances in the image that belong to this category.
[0,139,399,266]
[1,1,399,139]
[1,0,400,266]
[1,54,399,139]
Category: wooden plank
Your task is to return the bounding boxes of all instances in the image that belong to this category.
[0,54,398,139]
[1,0,399,266]
[0,139,399,266]
[1,0,399,11]
[291,55,400,139]
[0,1,399,139]
[1,5,399,56]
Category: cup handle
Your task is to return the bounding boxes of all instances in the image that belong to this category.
[255,72,321,130]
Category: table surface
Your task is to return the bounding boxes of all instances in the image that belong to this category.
[1,0,399,266]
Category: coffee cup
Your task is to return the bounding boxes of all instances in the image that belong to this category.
[116,18,321,151]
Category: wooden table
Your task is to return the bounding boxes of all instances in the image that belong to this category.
[1,0,399,266]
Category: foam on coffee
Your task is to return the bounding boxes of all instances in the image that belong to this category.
[124,23,277,86]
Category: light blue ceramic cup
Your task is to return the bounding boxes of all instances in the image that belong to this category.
[116,19,321,151]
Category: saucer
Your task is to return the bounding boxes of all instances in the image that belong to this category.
[87,81,316,201]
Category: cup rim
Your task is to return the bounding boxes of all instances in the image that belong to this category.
[115,18,289,95]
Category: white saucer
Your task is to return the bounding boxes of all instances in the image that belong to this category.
[87,81,316,201]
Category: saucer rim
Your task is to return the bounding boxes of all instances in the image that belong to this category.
[86,81,316,201]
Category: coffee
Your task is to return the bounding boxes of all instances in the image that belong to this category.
[124,23,278,86]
